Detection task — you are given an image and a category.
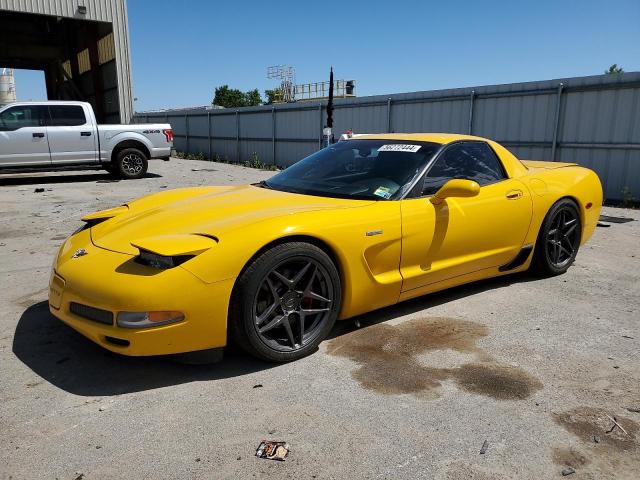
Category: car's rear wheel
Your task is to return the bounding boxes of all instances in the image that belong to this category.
[115,148,148,179]
[230,242,341,362]
[531,198,582,276]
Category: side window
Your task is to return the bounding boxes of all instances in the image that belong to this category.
[422,142,506,195]
[0,106,44,131]
[48,105,87,127]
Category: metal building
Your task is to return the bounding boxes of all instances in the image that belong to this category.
[0,67,16,105]
[0,0,133,123]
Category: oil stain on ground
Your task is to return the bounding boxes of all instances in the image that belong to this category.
[553,406,639,477]
[554,407,639,451]
[326,317,542,400]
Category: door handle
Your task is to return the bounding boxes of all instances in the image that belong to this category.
[80,131,92,136]
[32,132,45,138]
[506,189,523,199]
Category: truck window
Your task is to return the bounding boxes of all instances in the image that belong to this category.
[48,105,87,127]
[0,105,44,131]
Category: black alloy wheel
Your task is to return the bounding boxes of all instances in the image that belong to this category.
[531,198,582,276]
[230,242,341,362]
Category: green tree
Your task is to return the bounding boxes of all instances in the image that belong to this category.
[244,89,262,106]
[264,88,283,104]
[213,85,263,107]
[605,64,624,74]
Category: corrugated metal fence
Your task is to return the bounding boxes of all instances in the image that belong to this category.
[135,72,640,202]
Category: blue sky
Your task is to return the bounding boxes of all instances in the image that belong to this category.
[12,0,640,112]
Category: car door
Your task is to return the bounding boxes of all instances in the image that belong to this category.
[46,104,97,164]
[0,105,50,166]
[400,141,532,292]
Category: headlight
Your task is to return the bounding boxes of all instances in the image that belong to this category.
[117,311,185,328]
[135,249,193,269]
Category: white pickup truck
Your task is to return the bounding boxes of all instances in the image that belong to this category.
[0,101,173,179]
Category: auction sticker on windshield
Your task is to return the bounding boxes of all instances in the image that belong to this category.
[378,144,422,153]
[373,186,392,199]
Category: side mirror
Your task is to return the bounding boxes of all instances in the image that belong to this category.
[430,179,480,205]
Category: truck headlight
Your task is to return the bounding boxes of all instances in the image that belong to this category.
[117,311,185,328]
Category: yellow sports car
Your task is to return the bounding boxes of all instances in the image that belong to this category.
[49,134,602,362]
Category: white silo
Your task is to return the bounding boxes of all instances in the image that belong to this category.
[0,68,17,106]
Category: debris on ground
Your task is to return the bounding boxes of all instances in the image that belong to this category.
[597,222,611,228]
[253,384,263,389]
[593,435,600,443]
[622,335,634,339]
[605,414,629,435]
[479,440,489,454]
[34,188,45,193]
[626,407,640,413]
[561,467,575,476]
[255,440,290,461]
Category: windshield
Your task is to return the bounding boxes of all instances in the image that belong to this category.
[263,140,441,200]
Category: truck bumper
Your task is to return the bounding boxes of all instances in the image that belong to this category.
[149,146,171,160]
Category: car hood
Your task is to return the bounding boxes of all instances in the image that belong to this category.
[89,184,373,255]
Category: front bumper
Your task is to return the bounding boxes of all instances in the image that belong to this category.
[49,229,234,356]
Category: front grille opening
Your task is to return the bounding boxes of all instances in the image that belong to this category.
[104,336,130,347]
[70,302,113,325]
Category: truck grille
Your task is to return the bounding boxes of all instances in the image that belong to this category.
[69,302,113,325]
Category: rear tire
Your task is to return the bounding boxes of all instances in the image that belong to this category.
[114,148,148,179]
[229,242,341,362]
[530,198,582,276]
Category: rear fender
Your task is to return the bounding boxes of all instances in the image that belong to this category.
[521,166,602,246]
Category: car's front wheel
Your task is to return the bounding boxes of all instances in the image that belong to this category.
[531,198,582,276]
[230,242,341,362]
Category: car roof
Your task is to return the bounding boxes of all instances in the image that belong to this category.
[347,133,491,144]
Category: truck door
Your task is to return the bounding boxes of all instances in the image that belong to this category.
[0,105,50,166]
[46,104,97,164]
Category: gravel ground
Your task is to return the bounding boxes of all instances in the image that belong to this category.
[0,158,638,480]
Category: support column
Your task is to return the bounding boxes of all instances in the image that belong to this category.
[236,111,240,162]
[468,90,475,135]
[87,24,105,122]
[207,112,212,160]
[272,106,276,166]
[551,83,564,161]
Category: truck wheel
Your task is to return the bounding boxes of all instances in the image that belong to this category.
[115,148,148,179]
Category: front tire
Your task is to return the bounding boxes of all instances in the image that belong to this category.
[114,148,148,179]
[531,198,582,276]
[229,242,341,362]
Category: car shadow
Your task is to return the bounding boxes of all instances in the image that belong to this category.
[13,272,540,397]
[12,301,273,397]
[0,172,161,186]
